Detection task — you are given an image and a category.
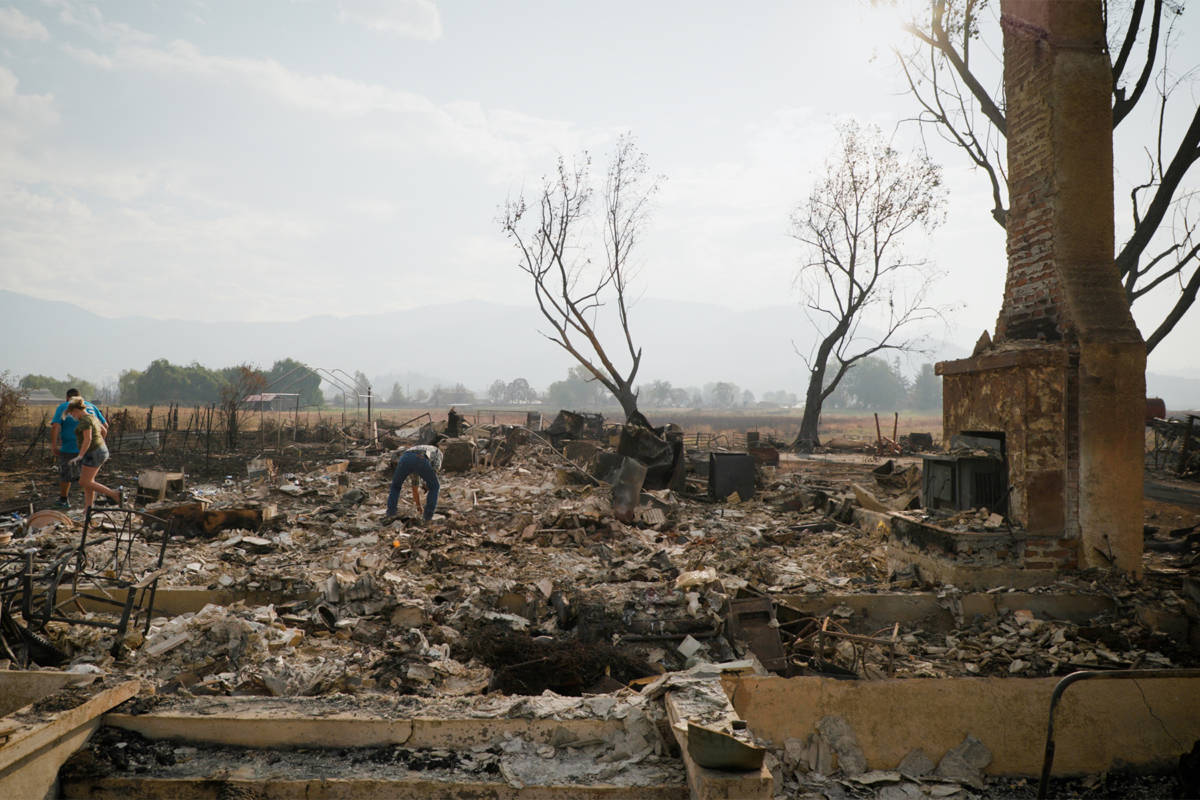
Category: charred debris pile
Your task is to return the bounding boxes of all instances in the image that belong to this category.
[3,410,1194,691]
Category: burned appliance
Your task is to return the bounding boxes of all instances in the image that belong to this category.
[708,452,756,501]
[921,435,1007,514]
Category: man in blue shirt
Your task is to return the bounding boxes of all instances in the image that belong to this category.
[50,388,107,509]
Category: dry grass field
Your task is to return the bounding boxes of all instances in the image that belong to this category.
[631,408,943,444]
[12,403,943,445]
[324,406,944,444]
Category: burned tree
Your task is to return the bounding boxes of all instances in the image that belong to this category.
[0,373,24,460]
[502,135,660,427]
[791,121,946,451]
[219,365,266,449]
[892,0,1200,353]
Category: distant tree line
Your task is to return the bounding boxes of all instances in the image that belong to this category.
[117,358,322,407]
[20,358,323,407]
[383,382,477,408]
[18,356,942,418]
[821,358,941,411]
[469,360,940,413]
[19,374,101,401]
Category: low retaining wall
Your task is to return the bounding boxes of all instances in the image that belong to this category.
[729,674,1200,776]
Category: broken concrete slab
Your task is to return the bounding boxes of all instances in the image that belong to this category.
[664,686,772,799]
[0,671,102,717]
[896,747,935,778]
[0,678,139,800]
[137,469,186,504]
[816,715,867,776]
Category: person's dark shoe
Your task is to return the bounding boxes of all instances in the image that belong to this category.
[54,497,70,510]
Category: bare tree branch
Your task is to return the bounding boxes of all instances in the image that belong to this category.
[895,0,1200,353]
[501,135,661,426]
[791,121,948,450]
[1112,0,1162,127]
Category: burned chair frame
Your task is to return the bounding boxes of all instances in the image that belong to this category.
[0,507,176,664]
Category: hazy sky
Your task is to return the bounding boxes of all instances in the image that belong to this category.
[1,0,1197,377]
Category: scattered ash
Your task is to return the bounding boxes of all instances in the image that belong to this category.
[61,725,504,783]
[115,694,172,715]
[454,622,657,695]
[28,685,92,714]
[60,727,177,780]
[344,744,501,776]
[984,769,1183,799]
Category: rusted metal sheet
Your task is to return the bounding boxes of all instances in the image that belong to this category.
[726,597,786,673]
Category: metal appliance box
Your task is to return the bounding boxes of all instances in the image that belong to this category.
[708,452,756,501]
[921,454,1006,513]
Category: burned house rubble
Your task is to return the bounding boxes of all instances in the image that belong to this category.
[0,399,1198,800]
[2,2,1200,798]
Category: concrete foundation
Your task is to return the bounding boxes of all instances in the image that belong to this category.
[728,674,1200,776]
[7,584,1194,797]
[63,776,687,799]
[0,676,139,800]
[105,699,627,750]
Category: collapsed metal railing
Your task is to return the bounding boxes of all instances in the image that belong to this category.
[1148,415,1200,474]
[1037,668,1200,799]
[0,507,175,664]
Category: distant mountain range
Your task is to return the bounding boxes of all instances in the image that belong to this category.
[1147,373,1200,413]
[2,289,1197,407]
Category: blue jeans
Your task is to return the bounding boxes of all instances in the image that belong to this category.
[386,451,440,520]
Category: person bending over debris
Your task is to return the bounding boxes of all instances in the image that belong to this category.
[386,444,443,522]
[64,397,121,512]
[50,388,107,509]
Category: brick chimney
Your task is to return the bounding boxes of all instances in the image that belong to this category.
[936,0,1146,574]
[997,0,1138,346]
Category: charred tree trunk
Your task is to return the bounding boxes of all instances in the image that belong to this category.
[794,364,828,452]
[616,387,651,429]
[795,399,822,452]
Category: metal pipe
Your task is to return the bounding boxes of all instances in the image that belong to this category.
[1038,668,1200,799]
[331,369,364,417]
[314,368,355,394]
[394,412,432,430]
[313,369,353,427]
[331,367,362,407]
